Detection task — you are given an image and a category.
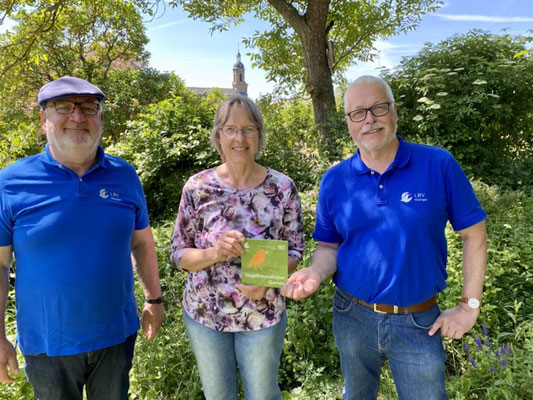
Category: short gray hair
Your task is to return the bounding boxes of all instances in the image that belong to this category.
[210,95,266,161]
[344,75,395,113]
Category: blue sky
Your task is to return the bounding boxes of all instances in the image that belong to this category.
[145,0,533,99]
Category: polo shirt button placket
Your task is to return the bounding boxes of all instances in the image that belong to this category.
[376,179,388,205]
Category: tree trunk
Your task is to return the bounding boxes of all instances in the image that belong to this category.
[301,33,338,155]
[267,0,338,158]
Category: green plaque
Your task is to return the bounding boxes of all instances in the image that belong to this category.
[241,239,288,288]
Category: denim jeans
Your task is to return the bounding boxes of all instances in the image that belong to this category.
[24,333,137,400]
[332,289,447,400]
[183,310,287,400]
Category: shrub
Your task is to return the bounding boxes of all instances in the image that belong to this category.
[106,89,223,222]
[384,30,533,188]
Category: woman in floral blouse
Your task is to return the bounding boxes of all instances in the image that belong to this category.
[170,95,305,400]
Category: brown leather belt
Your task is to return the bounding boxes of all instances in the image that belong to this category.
[343,292,437,314]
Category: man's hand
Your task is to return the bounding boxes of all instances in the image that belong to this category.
[281,267,323,300]
[235,284,269,300]
[428,303,480,339]
[141,303,164,340]
[0,337,18,383]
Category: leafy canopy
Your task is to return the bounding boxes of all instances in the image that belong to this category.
[0,0,151,110]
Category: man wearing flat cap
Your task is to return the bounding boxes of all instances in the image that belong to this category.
[0,76,164,399]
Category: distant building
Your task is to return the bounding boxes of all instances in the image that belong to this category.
[232,51,248,96]
[188,50,248,97]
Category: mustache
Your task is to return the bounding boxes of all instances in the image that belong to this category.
[64,124,89,130]
[360,124,384,134]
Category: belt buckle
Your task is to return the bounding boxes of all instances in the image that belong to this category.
[373,303,388,314]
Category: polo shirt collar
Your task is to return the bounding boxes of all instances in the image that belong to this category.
[350,136,412,174]
[40,143,108,170]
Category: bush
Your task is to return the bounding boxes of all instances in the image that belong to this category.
[106,89,223,222]
[384,30,533,188]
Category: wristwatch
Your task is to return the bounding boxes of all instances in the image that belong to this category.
[145,295,164,304]
[461,297,481,310]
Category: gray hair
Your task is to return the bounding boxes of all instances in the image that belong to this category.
[344,75,395,113]
[210,95,266,161]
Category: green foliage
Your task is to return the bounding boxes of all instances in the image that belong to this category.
[440,182,533,337]
[446,320,533,400]
[258,95,329,190]
[0,0,150,106]
[0,115,43,169]
[106,88,223,222]
[384,30,533,188]
[100,68,189,140]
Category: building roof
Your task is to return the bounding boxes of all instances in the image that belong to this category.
[187,87,235,96]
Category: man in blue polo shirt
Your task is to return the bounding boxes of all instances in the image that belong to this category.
[0,77,164,399]
[282,75,487,399]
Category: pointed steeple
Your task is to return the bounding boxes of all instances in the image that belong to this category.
[232,46,248,96]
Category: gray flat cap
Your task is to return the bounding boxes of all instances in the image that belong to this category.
[38,76,105,107]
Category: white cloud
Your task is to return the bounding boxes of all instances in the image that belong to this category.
[148,19,189,32]
[435,13,533,23]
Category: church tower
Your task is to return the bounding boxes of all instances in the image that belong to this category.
[232,50,248,96]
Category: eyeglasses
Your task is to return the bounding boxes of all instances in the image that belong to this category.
[220,125,258,138]
[46,101,101,115]
[345,102,393,123]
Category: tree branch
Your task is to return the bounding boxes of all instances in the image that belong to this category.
[267,0,309,37]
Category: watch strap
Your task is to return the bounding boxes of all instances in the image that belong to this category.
[145,295,163,304]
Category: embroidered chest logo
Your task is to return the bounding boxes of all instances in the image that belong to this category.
[99,188,122,202]
[400,192,412,203]
[401,191,429,203]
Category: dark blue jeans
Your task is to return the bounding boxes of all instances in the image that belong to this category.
[333,289,447,400]
[24,333,137,400]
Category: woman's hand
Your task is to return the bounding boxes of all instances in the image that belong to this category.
[235,283,269,300]
[214,230,245,262]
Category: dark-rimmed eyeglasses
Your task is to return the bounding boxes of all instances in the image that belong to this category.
[45,101,101,115]
[220,125,258,138]
[345,102,393,123]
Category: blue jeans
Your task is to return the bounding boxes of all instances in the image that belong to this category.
[24,333,136,400]
[332,289,447,400]
[183,310,287,400]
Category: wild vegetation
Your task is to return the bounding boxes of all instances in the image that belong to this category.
[0,5,531,398]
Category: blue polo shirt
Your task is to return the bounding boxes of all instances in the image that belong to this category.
[0,145,149,356]
[313,137,486,306]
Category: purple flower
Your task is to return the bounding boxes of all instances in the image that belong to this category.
[500,345,510,354]
[494,350,500,358]
[474,335,483,350]
[484,339,490,347]
[482,322,488,337]
[489,366,495,373]
[464,343,470,354]
[470,358,477,368]
[501,359,507,367]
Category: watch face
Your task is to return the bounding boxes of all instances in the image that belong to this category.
[467,298,481,309]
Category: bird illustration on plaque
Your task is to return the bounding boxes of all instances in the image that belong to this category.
[241,239,288,288]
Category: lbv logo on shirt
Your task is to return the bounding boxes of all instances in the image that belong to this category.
[401,192,428,203]
[99,188,122,202]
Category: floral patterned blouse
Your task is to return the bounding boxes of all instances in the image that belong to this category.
[170,167,305,332]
